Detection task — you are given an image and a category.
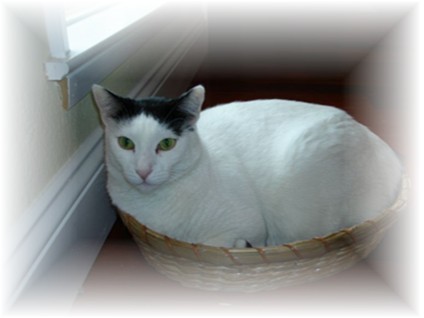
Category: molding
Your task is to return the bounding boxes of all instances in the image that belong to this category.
[6,127,115,310]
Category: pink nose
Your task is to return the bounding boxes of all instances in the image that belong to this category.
[136,168,152,180]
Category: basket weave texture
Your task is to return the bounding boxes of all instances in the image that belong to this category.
[119,176,408,292]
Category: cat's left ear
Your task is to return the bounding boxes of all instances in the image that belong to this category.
[179,85,205,125]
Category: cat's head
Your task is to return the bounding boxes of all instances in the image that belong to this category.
[92,85,205,192]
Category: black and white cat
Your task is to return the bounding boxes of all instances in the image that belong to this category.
[92,85,402,248]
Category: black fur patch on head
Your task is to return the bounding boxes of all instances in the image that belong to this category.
[110,94,195,136]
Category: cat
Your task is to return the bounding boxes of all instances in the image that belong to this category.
[92,84,402,248]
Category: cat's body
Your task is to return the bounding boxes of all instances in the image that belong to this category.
[93,85,402,248]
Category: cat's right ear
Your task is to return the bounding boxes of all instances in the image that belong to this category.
[179,85,205,125]
[92,85,119,123]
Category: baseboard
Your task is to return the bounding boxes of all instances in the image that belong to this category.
[5,127,116,311]
[5,22,206,313]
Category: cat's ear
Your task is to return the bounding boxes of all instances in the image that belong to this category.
[179,85,205,125]
[92,85,120,123]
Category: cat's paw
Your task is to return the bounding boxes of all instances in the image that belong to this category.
[203,237,245,248]
[234,239,250,248]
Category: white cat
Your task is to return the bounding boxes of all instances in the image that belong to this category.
[92,84,402,248]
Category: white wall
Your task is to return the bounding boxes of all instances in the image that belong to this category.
[1,3,101,227]
[0,4,109,310]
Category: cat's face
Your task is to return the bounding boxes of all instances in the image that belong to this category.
[92,85,205,192]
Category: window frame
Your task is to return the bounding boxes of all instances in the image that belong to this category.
[43,2,176,109]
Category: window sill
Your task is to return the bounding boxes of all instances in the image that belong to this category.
[44,3,206,110]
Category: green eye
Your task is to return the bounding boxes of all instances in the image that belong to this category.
[117,136,135,150]
[157,138,177,152]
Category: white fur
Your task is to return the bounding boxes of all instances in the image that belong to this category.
[96,86,402,248]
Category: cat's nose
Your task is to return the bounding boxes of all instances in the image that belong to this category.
[136,168,152,181]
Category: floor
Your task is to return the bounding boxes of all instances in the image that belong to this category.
[71,73,414,316]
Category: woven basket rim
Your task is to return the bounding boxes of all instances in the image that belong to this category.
[119,175,408,265]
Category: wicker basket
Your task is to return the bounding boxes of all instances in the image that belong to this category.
[119,176,408,292]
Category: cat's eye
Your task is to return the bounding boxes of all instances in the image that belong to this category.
[118,136,135,150]
[157,138,177,152]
